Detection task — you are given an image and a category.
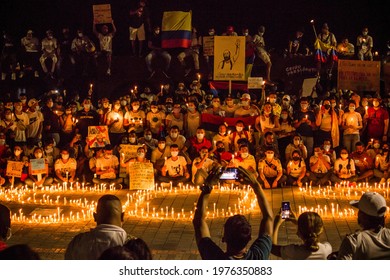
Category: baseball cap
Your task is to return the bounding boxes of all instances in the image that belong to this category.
[282,95,291,101]
[241,93,251,100]
[350,192,387,217]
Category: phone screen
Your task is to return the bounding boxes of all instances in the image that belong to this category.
[220,168,238,180]
[281,201,290,219]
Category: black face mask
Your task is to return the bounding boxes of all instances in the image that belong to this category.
[324,104,331,110]
[292,156,300,161]
[383,149,389,154]
[217,147,224,153]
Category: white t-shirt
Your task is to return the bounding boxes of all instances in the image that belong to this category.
[54,158,77,176]
[164,156,187,177]
[342,111,362,135]
[334,158,356,178]
[191,157,214,177]
[96,155,119,179]
[106,110,126,133]
[288,160,306,178]
[146,111,165,135]
[97,33,114,52]
[26,111,44,139]
[13,112,29,142]
[281,242,332,260]
[124,110,145,133]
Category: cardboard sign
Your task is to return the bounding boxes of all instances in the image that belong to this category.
[129,162,155,190]
[301,78,318,97]
[118,144,143,178]
[93,4,112,24]
[87,126,110,148]
[30,159,46,175]
[6,161,24,177]
[337,60,380,92]
[247,77,264,89]
[203,36,214,56]
[214,36,246,81]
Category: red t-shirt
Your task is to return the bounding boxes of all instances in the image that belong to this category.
[367,107,389,139]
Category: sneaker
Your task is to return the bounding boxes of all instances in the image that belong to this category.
[106,68,111,76]
[19,71,24,78]
[11,73,16,80]
[34,71,39,78]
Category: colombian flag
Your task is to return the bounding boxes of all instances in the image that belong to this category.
[314,39,338,63]
[162,11,192,49]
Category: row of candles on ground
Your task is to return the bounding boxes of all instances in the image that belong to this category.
[298,203,390,218]
[299,181,390,199]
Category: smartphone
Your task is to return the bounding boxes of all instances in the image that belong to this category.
[219,168,238,180]
[281,201,290,219]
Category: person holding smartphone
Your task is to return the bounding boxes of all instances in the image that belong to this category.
[272,211,332,259]
[193,166,273,259]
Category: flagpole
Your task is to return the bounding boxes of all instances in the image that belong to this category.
[229,80,232,95]
[310,19,318,39]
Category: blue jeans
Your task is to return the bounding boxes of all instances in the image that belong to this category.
[301,136,314,159]
[343,134,360,153]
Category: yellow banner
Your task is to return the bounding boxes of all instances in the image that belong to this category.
[92,4,112,24]
[337,60,380,92]
[213,36,246,81]
[162,11,192,31]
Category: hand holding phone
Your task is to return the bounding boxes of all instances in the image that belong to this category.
[281,201,290,219]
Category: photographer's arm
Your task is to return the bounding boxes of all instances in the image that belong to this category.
[192,189,211,245]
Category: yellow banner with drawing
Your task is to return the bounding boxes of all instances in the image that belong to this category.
[337,60,380,92]
[213,36,246,81]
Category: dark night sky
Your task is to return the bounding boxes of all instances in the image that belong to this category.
[1,0,389,54]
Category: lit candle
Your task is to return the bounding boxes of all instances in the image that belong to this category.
[160,85,163,93]
[197,74,201,81]
[90,84,93,90]
[365,106,368,113]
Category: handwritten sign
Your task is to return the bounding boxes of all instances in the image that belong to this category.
[203,36,214,56]
[337,60,380,92]
[129,162,155,190]
[6,161,24,177]
[88,126,110,148]
[30,159,46,175]
[118,144,143,178]
[93,4,112,24]
[247,77,264,89]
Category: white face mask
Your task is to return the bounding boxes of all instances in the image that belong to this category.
[197,133,204,140]
[294,140,300,146]
[145,135,152,141]
[323,145,331,151]
[171,151,179,157]
[374,143,381,149]
[137,152,145,158]
[281,114,288,120]
[301,104,308,110]
[62,154,69,160]
[349,106,355,112]
[219,131,226,136]
[129,137,136,143]
[158,143,166,150]
[170,132,178,138]
[5,115,12,120]
[241,101,249,106]
[236,126,243,132]
[266,153,274,160]
[151,108,158,113]
[226,100,234,106]
[114,104,121,110]
[84,104,91,110]
[362,31,368,36]
[133,105,140,111]
[269,98,276,104]
[14,150,22,156]
[241,152,249,159]
[121,101,127,106]
[340,154,348,159]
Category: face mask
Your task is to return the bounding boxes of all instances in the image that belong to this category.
[373,101,380,107]
[170,132,178,138]
[331,103,337,108]
[47,102,54,108]
[282,101,289,106]
[217,147,224,153]
[84,104,91,110]
[151,108,158,113]
[269,98,276,104]
[129,137,136,143]
[14,150,22,156]
[281,114,288,120]
[121,101,127,106]
[178,86,184,90]
[301,104,308,110]
[200,152,207,158]
[226,100,234,106]
[219,131,226,136]
[324,145,331,151]
[66,110,72,114]
[383,149,389,153]
[197,133,204,140]
[0,139,5,145]
[241,152,249,159]
[114,104,121,110]
[158,143,166,150]
[324,104,331,110]
[187,107,195,112]
[236,126,243,132]
[241,101,249,106]
[266,153,274,160]
[374,143,380,149]
[208,32,215,36]
[35,152,43,159]
[45,147,53,153]
[21,99,27,104]
[362,32,368,36]
[62,154,69,160]
[362,101,368,107]
[349,106,355,112]
[171,151,179,157]
[212,102,220,108]
[292,156,300,161]
[341,154,348,159]
[78,32,83,37]
[137,152,145,158]
[294,140,300,146]
[173,108,181,114]
[155,30,160,35]
[133,105,140,111]
[145,135,152,141]
[259,32,264,36]
[35,105,40,111]
[5,115,12,120]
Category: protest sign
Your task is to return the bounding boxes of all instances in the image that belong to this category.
[87,126,110,148]
[214,36,245,81]
[203,36,214,56]
[118,144,143,178]
[30,159,46,175]
[129,162,155,190]
[92,4,112,24]
[6,161,24,177]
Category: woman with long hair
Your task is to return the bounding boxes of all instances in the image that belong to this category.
[315,98,339,148]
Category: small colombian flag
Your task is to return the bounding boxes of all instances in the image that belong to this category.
[161,11,192,49]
